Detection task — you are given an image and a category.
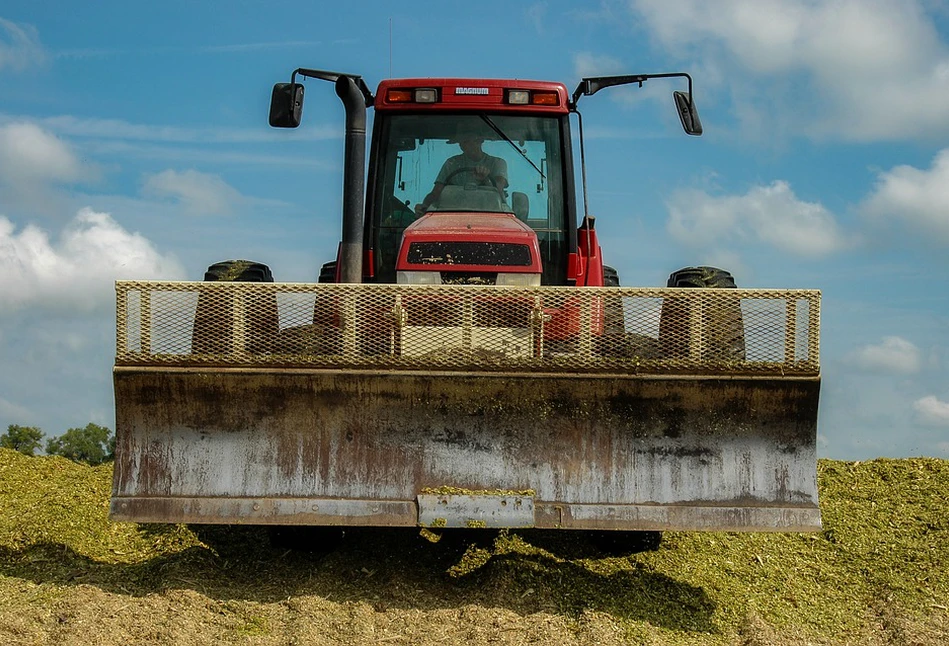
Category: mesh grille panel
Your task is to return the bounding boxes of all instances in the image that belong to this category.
[407,241,533,266]
[115,281,820,375]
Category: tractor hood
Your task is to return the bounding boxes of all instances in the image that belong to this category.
[396,211,543,274]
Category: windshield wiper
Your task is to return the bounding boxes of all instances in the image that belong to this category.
[479,114,546,180]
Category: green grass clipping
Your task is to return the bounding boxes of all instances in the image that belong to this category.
[1,449,948,645]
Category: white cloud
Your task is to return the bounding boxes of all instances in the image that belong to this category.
[573,52,625,78]
[0,116,337,174]
[861,149,949,245]
[25,114,337,144]
[0,122,91,186]
[0,208,185,315]
[0,396,33,422]
[142,169,245,216]
[666,180,847,256]
[848,336,922,374]
[0,18,46,71]
[526,3,548,34]
[914,395,949,426]
[629,0,949,141]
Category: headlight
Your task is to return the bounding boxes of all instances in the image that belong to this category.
[415,88,438,103]
[397,271,441,284]
[496,273,541,286]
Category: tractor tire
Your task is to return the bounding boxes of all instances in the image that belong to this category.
[602,265,625,337]
[596,265,664,359]
[313,260,339,331]
[602,265,620,287]
[192,260,278,355]
[318,261,337,284]
[266,258,343,355]
[204,260,274,283]
[666,265,737,290]
[659,266,746,361]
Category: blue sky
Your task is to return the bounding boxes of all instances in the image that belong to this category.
[0,0,947,459]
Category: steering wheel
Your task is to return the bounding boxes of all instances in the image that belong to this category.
[443,167,499,188]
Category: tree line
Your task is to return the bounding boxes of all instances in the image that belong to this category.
[1,423,115,465]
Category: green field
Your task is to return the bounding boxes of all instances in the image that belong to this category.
[1,448,947,645]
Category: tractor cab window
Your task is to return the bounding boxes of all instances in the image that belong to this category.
[373,113,566,284]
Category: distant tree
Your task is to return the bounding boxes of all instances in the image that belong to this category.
[0,425,45,456]
[45,423,115,465]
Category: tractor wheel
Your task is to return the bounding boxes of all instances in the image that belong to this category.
[192,260,278,355]
[667,265,737,290]
[597,265,663,359]
[318,261,337,284]
[602,265,620,287]
[602,265,625,337]
[204,259,274,282]
[659,266,746,361]
[313,260,339,330]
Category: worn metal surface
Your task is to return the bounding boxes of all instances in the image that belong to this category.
[111,496,415,526]
[111,367,821,531]
[417,493,535,528]
[109,496,818,531]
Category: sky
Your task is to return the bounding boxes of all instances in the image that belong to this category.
[0,0,947,459]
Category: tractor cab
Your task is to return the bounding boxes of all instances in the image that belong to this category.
[367,104,574,286]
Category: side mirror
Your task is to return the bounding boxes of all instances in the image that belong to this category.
[673,91,703,136]
[269,83,304,128]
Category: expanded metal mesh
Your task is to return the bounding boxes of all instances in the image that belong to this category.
[115,281,820,375]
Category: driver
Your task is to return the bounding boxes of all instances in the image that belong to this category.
[414,130,508,216]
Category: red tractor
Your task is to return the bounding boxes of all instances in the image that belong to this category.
[109,69,820,540]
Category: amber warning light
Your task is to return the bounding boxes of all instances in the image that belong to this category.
[386,88,438,103]
[506,89,559,106]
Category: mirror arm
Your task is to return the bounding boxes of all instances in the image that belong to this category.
[570,72,694,109]
[291,68,374,106]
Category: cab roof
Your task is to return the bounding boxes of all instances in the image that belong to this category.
[375,78,570,114]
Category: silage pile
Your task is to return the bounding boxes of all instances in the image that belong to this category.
[0,448,947,645]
